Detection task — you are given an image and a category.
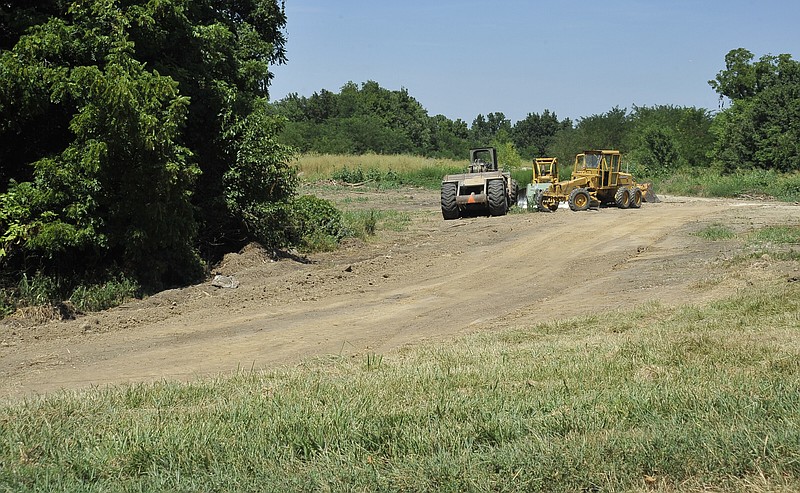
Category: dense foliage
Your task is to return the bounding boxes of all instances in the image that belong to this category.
[273,84,716,181]
[708,48,800,173]
[0,1,293,298]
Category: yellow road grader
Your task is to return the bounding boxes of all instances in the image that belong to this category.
[533,150,657,212]
[520,157,560,210]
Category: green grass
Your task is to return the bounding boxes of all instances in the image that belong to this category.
[657,168,800,202]
[2,274,140,319]
[68,277,139,313]
[692,223,736,240]
[297,153,464,189]
[297,153,534,190]
[749,225,800,245]
[2,281,799,491]
[343,209,411,240]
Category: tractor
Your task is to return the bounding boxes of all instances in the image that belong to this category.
[520,157,560,210]
[535,150,657,212]
[441,147,518,219]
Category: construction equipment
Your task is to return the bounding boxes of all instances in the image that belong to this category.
[520,157,560,211]
[441,147,518,219]
[536,150,658,212]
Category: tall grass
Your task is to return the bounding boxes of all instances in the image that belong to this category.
[657,168,800,202]
[2,281,798,491]
[297,153,464,189]
[342,209,410,240]
[296,153,534,190]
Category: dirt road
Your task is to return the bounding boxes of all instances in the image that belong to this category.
[1,190,798,399]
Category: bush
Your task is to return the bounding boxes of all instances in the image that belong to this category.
[291,195,344,252]
[332,166,366,184]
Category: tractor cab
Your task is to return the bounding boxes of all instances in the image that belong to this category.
[533,157,559,184]
[468,147,499,173]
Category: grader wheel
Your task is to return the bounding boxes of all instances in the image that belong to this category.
[629,186,643,208]
[615,187,631,209]
[568,188,591,212]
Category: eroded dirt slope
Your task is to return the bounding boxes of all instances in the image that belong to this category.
[1,190,798,399]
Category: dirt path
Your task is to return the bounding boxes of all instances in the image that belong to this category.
[1,191,798,399]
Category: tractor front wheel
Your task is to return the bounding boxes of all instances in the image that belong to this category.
[441,182,459,219]
[536,191,558,212]
[488,179,507,216]
[568,188,591,212]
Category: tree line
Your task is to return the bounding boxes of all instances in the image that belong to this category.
[271,48,799,179]
[0,0,797,308]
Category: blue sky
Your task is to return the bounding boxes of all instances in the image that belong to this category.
[268,1,799,124]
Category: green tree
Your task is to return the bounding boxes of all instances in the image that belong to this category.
[626,105,714,175]
[511,110,571,159]
[0,4,199,287]
[470,112,511,146]
[0,0,291,291]
[709,48,800,172]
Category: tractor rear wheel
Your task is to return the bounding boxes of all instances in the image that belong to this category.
[441,182,459,219]
[488,179,507,216]
[508,179,518,209]
[568,188,591,211]
[629,186,642,208]
[614,187,630,209]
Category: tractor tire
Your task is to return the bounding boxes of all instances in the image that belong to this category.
[508,179,519,209]
[488,179,507,216]
[536,190,558,212]
[568,188,591,212]
[629,186,643,208]
[441,182,459,220]
[614,187,630,209]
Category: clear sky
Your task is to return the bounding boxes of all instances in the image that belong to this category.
[268,1,799,124]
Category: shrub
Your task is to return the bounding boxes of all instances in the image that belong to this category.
[291,195,344,252]
[332,166,365,184]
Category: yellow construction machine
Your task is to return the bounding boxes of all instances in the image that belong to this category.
[521,157,560,211]
[535,150,658,212]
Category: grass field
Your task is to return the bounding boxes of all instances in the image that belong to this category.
[295,153,532,190]
[296,153,800,203]
[2,276,799,490]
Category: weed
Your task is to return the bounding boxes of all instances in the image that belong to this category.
[657,168,800,202]
[16,272,61,306]
[749,225,800,245]
[342,209,409,240]
[692,223,735,240]
[68,277,139,313]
